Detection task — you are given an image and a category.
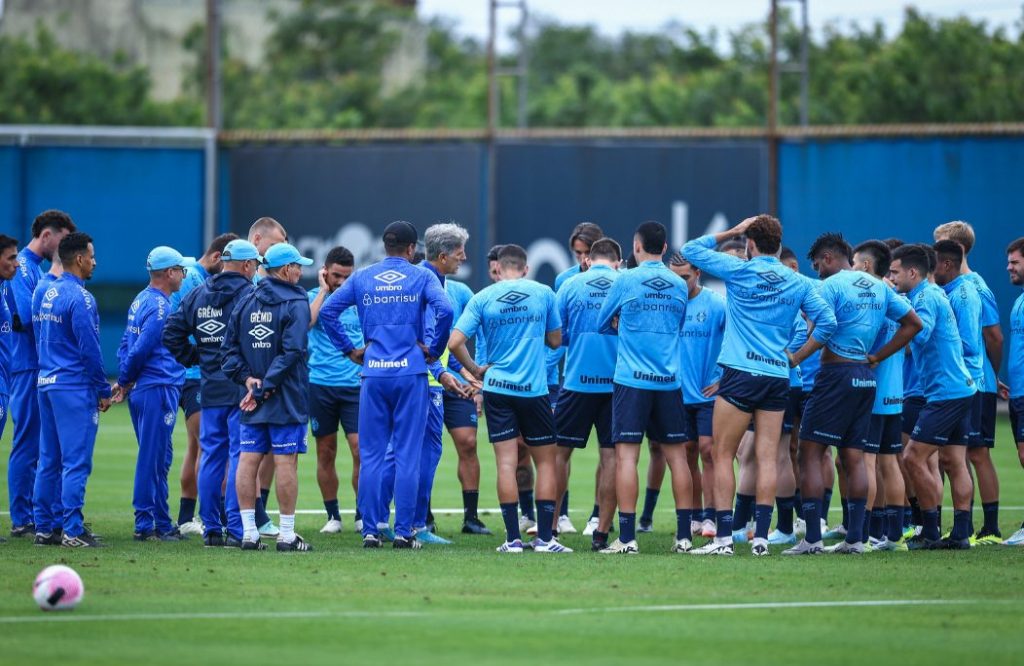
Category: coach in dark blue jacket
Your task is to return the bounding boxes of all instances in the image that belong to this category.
[321,221,453,549]
[223,242,313,552]
[114,246,191,542]
[163,239,259,546]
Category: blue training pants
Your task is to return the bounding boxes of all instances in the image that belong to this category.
[129,386,180,534]
[414,389,445,528]
[357,375,429,539]
[198,406,243,540]
[8,370,40,527]
[35,389,98,539]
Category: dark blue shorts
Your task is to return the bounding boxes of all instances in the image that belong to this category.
[483,392,556,446]
[867,414,903,455]
[240,422,308,455]
[911,395,974,447]
[308,383,360,438]
[556,390,613,449]
[1009,397,1024,444]
[548,384,560,412]
[799,364,876,450]
[443,391,478,430]
[901,395,927,436]
[746,388,801,434]
[612,384,689,445]
[718,366,790,413]
[683,402,714,440]
[969,392,996,449]
[179,379,202,419]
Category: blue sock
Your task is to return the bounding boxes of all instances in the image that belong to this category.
[909,496,922,525]
[840,495,850,530]
[885,505,903,542]
[822,488,834,521]
[776,496,795,534]
[754,504,773,540]
[734,493,755,527]
[982,502,1000,535]
[903,506,913,528]
[862,509,872,542]
[590,503,600,520]
[619,512,636,543]
[952,509,971,540]
[703,507,715,523]
[519,490,535,521]
[500,502,521,542]
[846,498,867,543]
[324,499,340,521]
[536,500,556,542]
[675,509,692,540]
[716,510,734,540]
[254,496,270,527]
[640,487,660,522]
[793,490,804,520]
[870,508,885,540]
[803,499,822,542]
[178,497,197,525]
[923,509,940,540]
[559,491,570,518]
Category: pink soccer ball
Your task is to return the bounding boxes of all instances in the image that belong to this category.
[33,565,84,611]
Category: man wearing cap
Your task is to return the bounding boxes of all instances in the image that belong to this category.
[112,246,191,541]
[164,239,260,547]
[223,243,314,551]
[320,221,454,550]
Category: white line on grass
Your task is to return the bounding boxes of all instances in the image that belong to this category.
[0,610,427,625]
[553,599,983,615]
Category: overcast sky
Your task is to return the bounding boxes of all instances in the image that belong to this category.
[419,1,1023,51]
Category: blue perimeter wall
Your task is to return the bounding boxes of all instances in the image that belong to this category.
[1,135,1022,374]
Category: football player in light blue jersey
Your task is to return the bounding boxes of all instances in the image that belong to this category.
[852,240,911,550]
[786,234,920,556]
[449,244,568,553]
[934,221,1005,544]
[307,246,363,535]
[596,222,692,555]
[553,237,621,551]
[889,244,976,550]
[686,215,837,557]
[999,238,1024,546]
[167,232,237,536]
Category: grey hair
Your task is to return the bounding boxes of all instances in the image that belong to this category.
[424,223,469,261]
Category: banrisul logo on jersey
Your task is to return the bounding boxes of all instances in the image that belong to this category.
[497,290,530,313]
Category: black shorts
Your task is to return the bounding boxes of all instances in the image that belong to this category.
[799,364,876,450]
[683,402,714,440]
[968,392,996,449]
[718,366,790,413]
[611,384,689,445]
[867,414,903,455]
[548,384,560,412]
[555,390,613,449]
[1009,397,1024,444]
[483,391,556,446]
[911,395,974,447]
[179,379,202,419]
[443,391,478,430]
[309,384,360,438]
[901,395,927,437]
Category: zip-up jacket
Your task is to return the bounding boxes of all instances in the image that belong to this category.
[117,287,184,389]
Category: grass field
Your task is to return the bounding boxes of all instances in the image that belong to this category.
[2,403,1023,665]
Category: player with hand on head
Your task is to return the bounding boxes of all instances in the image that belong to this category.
[222,243,314,552]
[684,215,837,557]
[114,247,192,542]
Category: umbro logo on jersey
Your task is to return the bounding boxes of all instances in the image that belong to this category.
[641,277,673,292]
[131,300,141,313]
[496,290,530,306]
[249,324,274,341]
[44,288,58,302]
[756,270,785,285]
[164,411,175,426]
[852,277,874,290]
[586,276,613,291]
[196,319,226,336]
[696,311,708,323]
[374,270,406,285]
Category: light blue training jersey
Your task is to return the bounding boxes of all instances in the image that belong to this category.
[557,264,619,394]
[1009,290,1024,399]
[445,279,475,384]
[682,235,837,379]
[307,287,363,387]
[818,269,911,361]
[962,271,999,394]
[597,260,688,391]
[455,277,560,398]
[942,274,985,390]
[545,264,582,387]
[870,288,910,415]
[907,280,976,402]
[679,287,726,404]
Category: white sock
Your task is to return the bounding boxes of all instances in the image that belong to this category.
[241,510,258,541]
[279,514,295,542]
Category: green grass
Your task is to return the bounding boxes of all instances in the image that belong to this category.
[2,404,1023,665]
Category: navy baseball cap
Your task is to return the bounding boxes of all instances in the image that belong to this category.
[221,239,262,262]
[383,221,418,246]
[263,243,314,269]
[146,246,194,271]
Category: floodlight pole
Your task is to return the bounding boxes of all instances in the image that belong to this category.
[204,0,222,246]
[768,0,779,216]
[487,0,498,270]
